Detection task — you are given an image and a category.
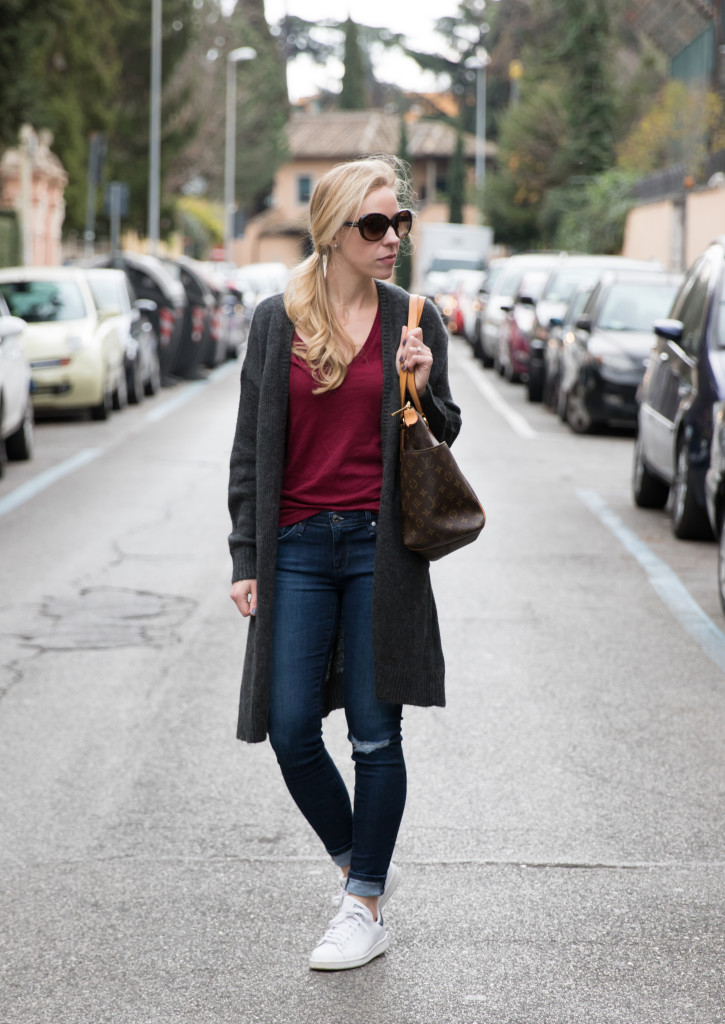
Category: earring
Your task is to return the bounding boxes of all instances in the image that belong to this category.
[333,242,338,250]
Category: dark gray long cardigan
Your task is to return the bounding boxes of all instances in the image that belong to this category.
[228,279,462,743]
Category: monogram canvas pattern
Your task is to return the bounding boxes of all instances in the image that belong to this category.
[400,417,485,561]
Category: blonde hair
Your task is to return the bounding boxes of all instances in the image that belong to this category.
[284,155,414,393]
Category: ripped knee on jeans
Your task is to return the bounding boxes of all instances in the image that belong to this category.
[349,733,392,755]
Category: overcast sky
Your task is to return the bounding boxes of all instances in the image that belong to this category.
[263,0,482,100]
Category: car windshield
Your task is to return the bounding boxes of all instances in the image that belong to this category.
[566,288,592,325]
[0,279,86,322]
[598,282,678,332]
[519,270,549,301]
[543,265,608,303]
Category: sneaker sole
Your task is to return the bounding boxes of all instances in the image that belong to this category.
[309,932,389,971]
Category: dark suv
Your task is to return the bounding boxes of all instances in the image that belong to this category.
[634,237,725,540]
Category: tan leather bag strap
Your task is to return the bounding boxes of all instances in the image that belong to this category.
[399,293,427,416]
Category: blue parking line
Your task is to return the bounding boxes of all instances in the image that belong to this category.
[578,488,725,675]
[0,448,103,520]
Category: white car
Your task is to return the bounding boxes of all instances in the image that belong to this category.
[0,298,33,476]
[84,267,161,404]
[0,266,126,420]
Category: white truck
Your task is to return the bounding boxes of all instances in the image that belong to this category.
[413,222,494,297]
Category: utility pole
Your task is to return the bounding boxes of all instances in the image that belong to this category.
[148,0,162,255]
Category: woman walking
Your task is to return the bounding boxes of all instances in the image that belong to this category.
[228,155,461,970]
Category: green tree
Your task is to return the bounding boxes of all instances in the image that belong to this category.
[0,0,59,150]
[617,80,725,178]
[483,73,570,246]
[540,169,638,254]
[555,0,616,175]
[0,0,122,231]
[106,0,197,237]
[165,0,288,222]
[340,18,367,110]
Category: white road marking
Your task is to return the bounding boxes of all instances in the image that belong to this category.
[454,343,538,440]
[0,362,239,518]
[0,448,103,519]
[578,487,725,675]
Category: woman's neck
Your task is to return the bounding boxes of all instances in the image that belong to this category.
[326,266,378,320]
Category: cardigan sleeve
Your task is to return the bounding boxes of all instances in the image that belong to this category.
[227,302,268,583]
[417,298,462,447]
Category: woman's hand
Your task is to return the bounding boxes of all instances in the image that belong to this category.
[396,325,433,396]
[231,579,257,617]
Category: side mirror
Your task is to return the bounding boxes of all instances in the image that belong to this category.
[575,315,592,332]
[135,298,157,313]
[653,318,684,343]
[518,293,536,307]
[548,315,563,328]
[499,298,514,313]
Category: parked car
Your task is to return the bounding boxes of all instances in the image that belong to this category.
[478,253,560,369]
[197,262,250,359]
[527,254,665,402]
[543,283,593,415]
[634,238,725,540]
[233,262,291,312]
[560,269,681,434]
[497,267,551,382]
[158,257,217,379]
[80,252,187,386]
[0,266,126,420]
[471,258,507,360]
[705,403,725,610]
[84,268,161,404]
[0,298,33,476]
[434,269,484,335]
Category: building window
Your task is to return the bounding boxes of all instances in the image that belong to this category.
[297,174,312,203]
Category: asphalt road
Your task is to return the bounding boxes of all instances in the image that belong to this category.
[1,338,723,1024]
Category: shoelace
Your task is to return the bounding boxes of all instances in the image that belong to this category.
[318,903,371,952]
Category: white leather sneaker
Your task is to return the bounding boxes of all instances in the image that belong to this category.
[309,894,389,971]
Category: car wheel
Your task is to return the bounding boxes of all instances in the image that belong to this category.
[145,348,161,396]
[504,359,519,384]
[0,396,5,479]
[527,366,544,403]
[557,384,568,422]
[90,385,112,421]
[5,398,34,461]
[632,434,668,509]
[127,358,145,405]
[566,381,593,434]
[672,436,712,539]
[718,516,725,615]
[112,369,128,411]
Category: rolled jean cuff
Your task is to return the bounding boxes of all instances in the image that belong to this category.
[331,848,352,869]
[345,875,384,898]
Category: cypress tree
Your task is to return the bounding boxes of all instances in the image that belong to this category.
[448,118,465,224]
[340,18,367,110]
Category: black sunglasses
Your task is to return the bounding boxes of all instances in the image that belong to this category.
[343,209,413,242]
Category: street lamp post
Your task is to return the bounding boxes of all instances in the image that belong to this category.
[224,47,257,265]
[464,48,490,222]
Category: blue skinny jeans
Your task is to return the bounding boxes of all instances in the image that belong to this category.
[267,510,406,898]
